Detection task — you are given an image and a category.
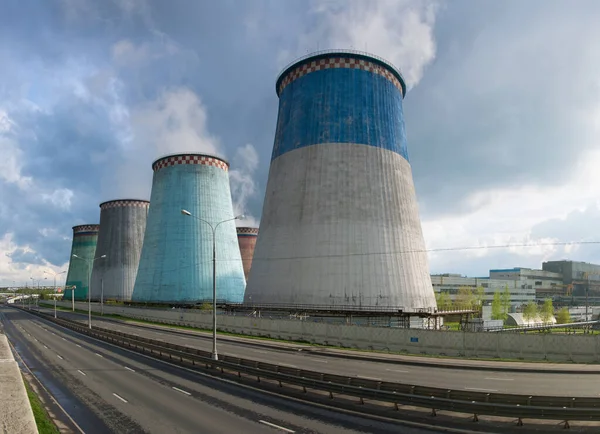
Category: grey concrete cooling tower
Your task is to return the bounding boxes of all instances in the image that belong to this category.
[244,50,436,312]
[90,199,149,302]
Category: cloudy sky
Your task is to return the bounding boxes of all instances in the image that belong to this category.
[2,0,600,287]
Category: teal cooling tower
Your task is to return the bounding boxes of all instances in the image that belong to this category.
[63,224,100,301]
[131,153,246,304]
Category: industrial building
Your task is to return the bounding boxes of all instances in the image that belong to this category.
[131,153,246,304]
[63,225,100,301]
[245,50,436,312]
[542,260,600,297]
[431,274,535,309]
[90,199,149,302]
[236,227,258,281]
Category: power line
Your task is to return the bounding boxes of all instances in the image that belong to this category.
[249,240,600,262]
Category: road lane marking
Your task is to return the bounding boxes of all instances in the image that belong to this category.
[57,355,64,360]
[385,369,409,373]
[278,363,298,368]
[77,370,86,376]
[112,393,128,403]
[258,420,295,433]
[95,353,103,358]
[311,359,328,363]
[43,345,48,349]
[124,366,135,372]
[356,376,382,381]
[464,387,498,392]
[172,386,191,396]
[33,338,38,342]
[62,338,66,341]
[485,377,514,381]
[75,344,81,348]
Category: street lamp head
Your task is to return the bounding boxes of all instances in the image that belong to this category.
[235,214,245,220]
[181,209,192,216]
[100,255,107,258]
[73,254,80,258]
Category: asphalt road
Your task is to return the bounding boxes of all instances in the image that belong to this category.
[1,306,440,434]
[37,306,600,398]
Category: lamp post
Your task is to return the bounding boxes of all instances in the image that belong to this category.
[72,254,107,329]
[44,270,66,318]
[181,209,243,361]
[29,277,35,310]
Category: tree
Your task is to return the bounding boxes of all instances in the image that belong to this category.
[556,307,571,324]
[500,285,511,319]
[523,302,538,323]
[540,299,554,324]
[491,291,504,320]
[475,286,486,313]
[456,286,475,310]
[435,292,452,311]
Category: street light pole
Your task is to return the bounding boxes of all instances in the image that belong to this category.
[181,209,243,361]
[44,270,66,318]
[73,254,106,329]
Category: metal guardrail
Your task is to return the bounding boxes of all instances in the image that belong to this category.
[21,308,600,425]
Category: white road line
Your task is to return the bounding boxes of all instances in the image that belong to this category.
[77,370,86,376]
[278,363,298,368]
[311,359,328,363]
[356,376,382,381]
[112,393,128,403]
[485,377,514,381]
[258,420,295,433]
[27,333,31,336]
[43,345,48,349]
[57,355,64,360]
[62,338,66,341]
[172,386,191,396]
[33,338,38,342]
[385,369,409,373]
[95,353,103,358]
[464,387,498,392]
[124,366,135,372]
[75,344,81,348]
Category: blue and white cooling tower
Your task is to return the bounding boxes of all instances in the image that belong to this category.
[90,199,149,302]
[245,50,436,312]
[131,153,246,304]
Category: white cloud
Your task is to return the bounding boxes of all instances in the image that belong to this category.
[0,112,32,190]
[423,148,600,275]
[41,188,74,211]
[229,143,260,228]
[281,0,439,87]
[0,233,68,287]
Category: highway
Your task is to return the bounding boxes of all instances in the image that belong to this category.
[36,306,600,398]
[1,306,440,434]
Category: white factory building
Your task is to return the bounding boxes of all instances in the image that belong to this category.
[431,267,567,309]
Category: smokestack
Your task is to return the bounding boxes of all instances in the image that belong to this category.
[245,50,436,311]
[63,224,100,301]
[132,153,246,304]
[90,199,150,302]
[236,227,259,281]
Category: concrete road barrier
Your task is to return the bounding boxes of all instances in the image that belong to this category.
[51,300,600,363]
[0,334,38,434]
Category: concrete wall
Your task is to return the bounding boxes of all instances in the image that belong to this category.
[0,334,38,434]
[55,301,600,363]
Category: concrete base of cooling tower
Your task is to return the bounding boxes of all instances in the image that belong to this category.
[245,143,437,311]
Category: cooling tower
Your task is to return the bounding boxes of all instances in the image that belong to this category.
[131,153,246,304]
[89,199,149,302]
[245,50,436,312]
[236,227,258,281]
[63,225,100,302]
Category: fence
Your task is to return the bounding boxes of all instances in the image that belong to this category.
[51,301,600,363]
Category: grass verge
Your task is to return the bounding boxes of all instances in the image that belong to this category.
[23,377,60,434]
